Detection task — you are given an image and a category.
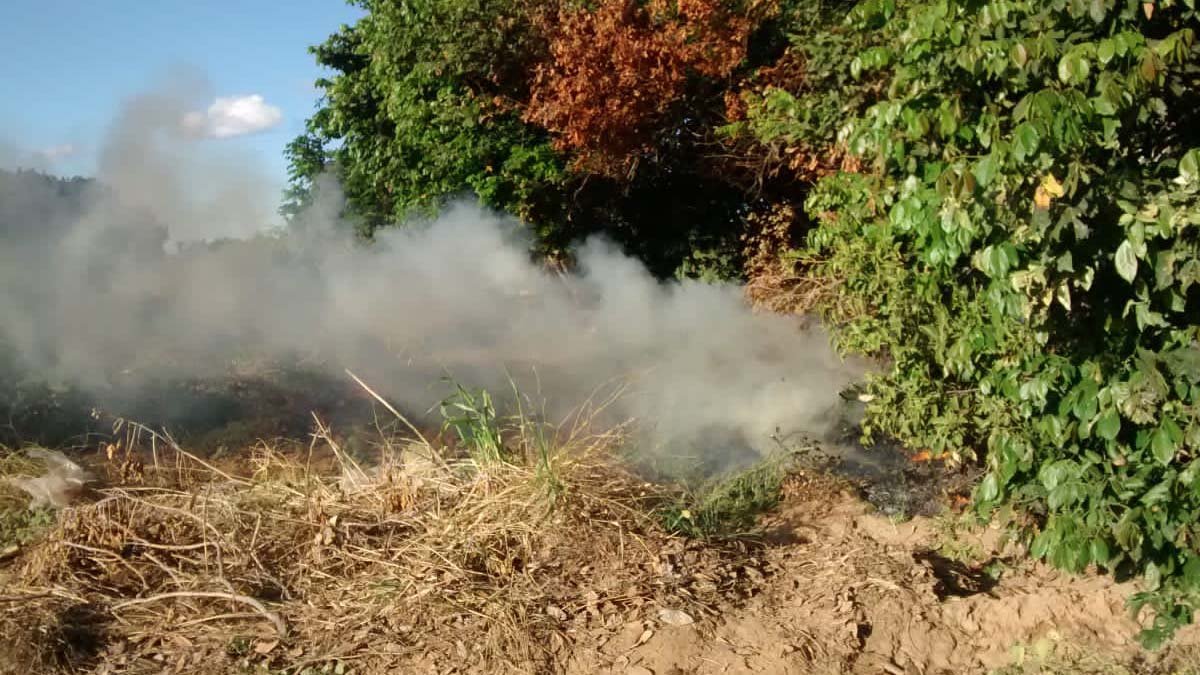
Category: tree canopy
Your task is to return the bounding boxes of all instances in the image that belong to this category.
[287,0,803,277]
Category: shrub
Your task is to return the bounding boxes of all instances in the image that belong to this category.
[786,0,1200,645]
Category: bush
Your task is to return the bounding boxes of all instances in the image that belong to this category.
[781,0,1200,645]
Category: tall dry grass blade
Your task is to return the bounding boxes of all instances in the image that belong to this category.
[345,369,450,471]
[113,591,287,637]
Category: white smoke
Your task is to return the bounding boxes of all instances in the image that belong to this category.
[0,80,865,469]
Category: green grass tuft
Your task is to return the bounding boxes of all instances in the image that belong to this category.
[438,382,508,465]
[660,455,787,539]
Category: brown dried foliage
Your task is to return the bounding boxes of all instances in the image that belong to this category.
[525,0,774,176]
[740,202,844,316]
[720,50,863,189]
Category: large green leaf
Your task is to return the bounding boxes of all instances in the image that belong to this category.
[1013,123,1041,162]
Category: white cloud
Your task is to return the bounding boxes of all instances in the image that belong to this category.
[181,94,282,140]
[36,143,77,161]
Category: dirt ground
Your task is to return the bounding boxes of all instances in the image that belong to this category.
[564,474,1200,675]
[5,448,1200,675]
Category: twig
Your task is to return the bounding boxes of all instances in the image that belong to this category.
[345,369,450,472]
[113,591,287,637]
[173,611,262,629]
[63,541,149,590]
[0,592,54,603]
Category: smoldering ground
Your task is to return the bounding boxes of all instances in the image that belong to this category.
[0,79,867,472]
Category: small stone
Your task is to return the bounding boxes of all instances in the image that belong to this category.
[656,608,695,626]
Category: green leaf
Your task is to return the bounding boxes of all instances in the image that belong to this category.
[1179,259,1200,292]
[1180,149,1200,183]
[973,154,999,187]
[979,473,1000,502]
[1090,538,1111,565]
[1040,460,1073,490]
[1114,513,1141,550]
[1013,123,1040,162]
[1056,283,1072,311]
[1057,54,1078,83]
[938,106,958,137]
[1093,97,1116,116]
[1151,426,1177,465]
[1048,482,1081,509]
[1011,42,1029,68]
[1146,561,1162,591]
[1073,381,1099,420]
[1097,409,1122,440]
[1166,346,1200,382]
[1115,240,1138,283]
[1134,303,1166,330]
[1184,556,1200,587]
[1031,530,1053,559]
[985,245,1011,278]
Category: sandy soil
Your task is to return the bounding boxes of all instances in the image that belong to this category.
[565,475,1200,675]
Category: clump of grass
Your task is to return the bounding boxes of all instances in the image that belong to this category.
[660,454,788,539]
[509,382,565,502]
[989,631,1190,675]
[438,382,507,464]
[437,375,603,502]
[0,450,44,498]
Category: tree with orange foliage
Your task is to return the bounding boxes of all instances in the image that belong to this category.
[525,0,774,176]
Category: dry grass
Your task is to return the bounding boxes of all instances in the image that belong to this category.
[745,268,844,316]
[0,405,768,674]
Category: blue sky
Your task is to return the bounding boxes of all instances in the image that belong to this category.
[0,0,364,190]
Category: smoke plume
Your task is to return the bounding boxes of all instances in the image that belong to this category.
[0,80,865,470]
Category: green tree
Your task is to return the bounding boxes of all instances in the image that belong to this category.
[288,0,795,277]
[284,3,567,240]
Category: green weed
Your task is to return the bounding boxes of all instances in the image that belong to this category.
[0,450,57,550]
[438,383,507,465]
[661,455,787,539]
[508,382,564,502]
[0,505,55,551]
[932,512,987,566]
